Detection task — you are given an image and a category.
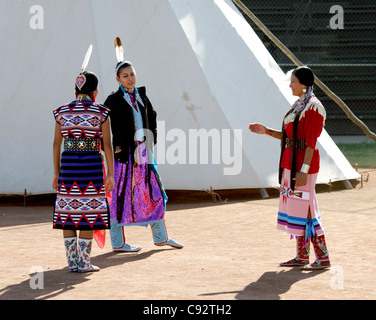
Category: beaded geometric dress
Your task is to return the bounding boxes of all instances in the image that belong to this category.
[53,99,111,230]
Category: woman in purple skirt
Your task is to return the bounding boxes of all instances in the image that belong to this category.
[103,38,183,252]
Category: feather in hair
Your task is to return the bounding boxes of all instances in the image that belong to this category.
[81,44,93,72]
[114,36,124,62]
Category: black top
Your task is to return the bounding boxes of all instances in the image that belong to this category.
[103,86,157,163]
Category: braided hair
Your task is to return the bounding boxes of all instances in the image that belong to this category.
[279,66,314,190]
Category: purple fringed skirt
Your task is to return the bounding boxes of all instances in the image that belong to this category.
[108,145,165,226]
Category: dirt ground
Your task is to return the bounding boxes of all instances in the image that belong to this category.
[1,169,375,303]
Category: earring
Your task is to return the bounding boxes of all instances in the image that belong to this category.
[302,88,307,93]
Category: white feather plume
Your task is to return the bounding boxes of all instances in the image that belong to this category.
[81,44,93,72]
[114,37,124,62]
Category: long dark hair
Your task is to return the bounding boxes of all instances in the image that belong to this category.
[278,90,312,190]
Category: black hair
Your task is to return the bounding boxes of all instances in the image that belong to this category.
[116,61,134,77]
[75,71,98,94]
[292,66,314,87]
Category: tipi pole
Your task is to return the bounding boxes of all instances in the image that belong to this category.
[232,0,376,142]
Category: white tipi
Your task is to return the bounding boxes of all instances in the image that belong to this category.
[0,0,359,195]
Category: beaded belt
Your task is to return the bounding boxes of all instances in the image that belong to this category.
[285,138,306,149]
[64,138,100,152]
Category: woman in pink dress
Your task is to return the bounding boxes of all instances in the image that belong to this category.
[249,66,330,270]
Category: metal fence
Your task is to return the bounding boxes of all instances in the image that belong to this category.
[239,0,376,143]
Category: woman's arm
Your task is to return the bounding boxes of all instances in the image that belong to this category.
[101,118,115,193]
[296,101,326,186]
[52,122,63,191]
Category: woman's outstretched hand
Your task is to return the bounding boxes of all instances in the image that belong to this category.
[248,123,267,135]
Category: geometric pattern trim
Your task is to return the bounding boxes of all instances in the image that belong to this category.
[53,100,110,140]
[53,212,109,230]
[54,194,109,230]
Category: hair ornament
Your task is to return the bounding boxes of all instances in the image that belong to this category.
[76,44,93,90]
[115,37,124,62]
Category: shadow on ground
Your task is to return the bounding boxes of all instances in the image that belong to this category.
[0,248,172,300]
[200,268,328,300]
